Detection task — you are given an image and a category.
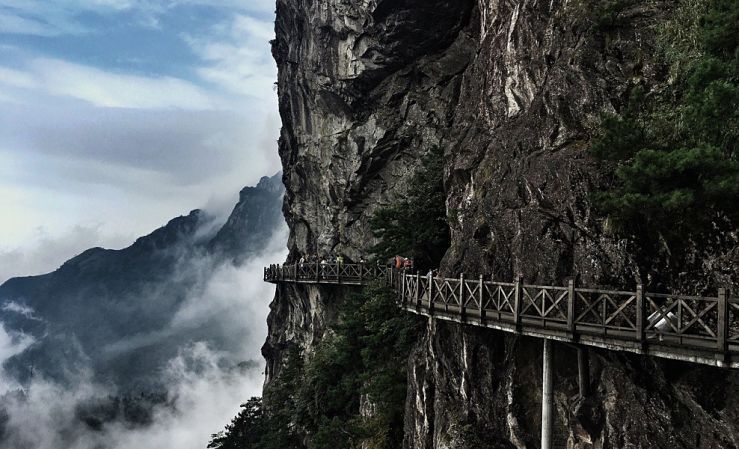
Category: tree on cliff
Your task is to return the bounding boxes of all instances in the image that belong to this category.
[206,284,421,449]
[592,0,739,270]
[369,145,449,270]
[207,398,266,449]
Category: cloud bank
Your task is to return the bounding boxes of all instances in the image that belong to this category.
[0,221,288,449]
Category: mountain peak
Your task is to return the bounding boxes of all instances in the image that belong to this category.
[254,172,284,195]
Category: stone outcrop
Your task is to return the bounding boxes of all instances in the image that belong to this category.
[266,1,739,448]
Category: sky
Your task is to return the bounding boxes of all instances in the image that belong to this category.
[0,0,282,282]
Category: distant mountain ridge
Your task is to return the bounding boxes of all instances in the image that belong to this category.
[0,172,284,391]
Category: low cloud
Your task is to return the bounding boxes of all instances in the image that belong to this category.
[0,324,34,379]
[0,220,288,449]
[0,342,265,449]
[1,302,41,321]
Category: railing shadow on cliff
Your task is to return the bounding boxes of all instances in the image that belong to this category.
[264,263,738,369]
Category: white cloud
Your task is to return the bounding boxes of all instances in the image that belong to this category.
[0,67,38,89]
[1,301,42,321]
[186,14,277,100]
[0,221,288,449]
[0,11,61,36]
[0,324,34,377]
[0,0,274,37]
[0,341,265,449]
[0,0,281,285]
[4,58,217,109]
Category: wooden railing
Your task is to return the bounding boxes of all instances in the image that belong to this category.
[264,262,387,285]
[264,263,738,368]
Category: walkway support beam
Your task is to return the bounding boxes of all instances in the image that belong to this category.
[577,346,589,397]
[542,339,553,449]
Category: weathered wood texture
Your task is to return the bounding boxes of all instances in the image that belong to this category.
[264,264,739,368]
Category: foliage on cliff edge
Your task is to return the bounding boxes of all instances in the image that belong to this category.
[369,145,449,271]
[207,284,421,449]
[591,0,739,273]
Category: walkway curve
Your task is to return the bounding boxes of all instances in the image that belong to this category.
[264,263,738,369]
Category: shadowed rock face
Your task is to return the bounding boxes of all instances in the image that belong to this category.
[268,1,739,448]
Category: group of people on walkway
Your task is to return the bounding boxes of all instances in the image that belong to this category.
[393,255,414,270]
[298,254,367,267]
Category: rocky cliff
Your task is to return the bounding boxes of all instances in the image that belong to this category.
[266,1,739,448]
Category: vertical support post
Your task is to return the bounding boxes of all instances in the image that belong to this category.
[428,272,435,315]
[514,275,523,331]
[567,279,576,339]
[479,275,485,324]
[401,269,407,306]
[577,346,589,397]
[416,272,422,310]
[359,263,364,284]
[316,262,321,283]
[636,284,645,344]
[718,288,729,358]
[460,273,466,322]
[541,339,553,449]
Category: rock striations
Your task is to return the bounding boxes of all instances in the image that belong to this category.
[267,1,738,448]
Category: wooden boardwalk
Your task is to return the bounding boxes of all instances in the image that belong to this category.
[264,263,739,368]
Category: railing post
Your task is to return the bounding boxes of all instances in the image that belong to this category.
[718,288,729,359]
[514,275,523,331]
[428,272,434,315]
[401,269,407,306]
[636,284,645,344]
[359,263,364,284]
[316,262,321,283]
[460,273,466,322]
[567,279,576,339]
[479,275,485,324]
[416,272,422,310]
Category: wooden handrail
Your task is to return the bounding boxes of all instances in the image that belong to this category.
[264,263,737,368]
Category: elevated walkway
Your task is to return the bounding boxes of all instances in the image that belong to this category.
[265,263,738,369]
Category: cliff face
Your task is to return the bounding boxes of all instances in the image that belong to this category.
[267,1,739,448]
